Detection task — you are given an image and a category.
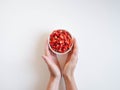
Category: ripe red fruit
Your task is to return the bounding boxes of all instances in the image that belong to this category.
[49,29,72,53]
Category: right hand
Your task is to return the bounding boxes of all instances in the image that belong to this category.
[63,38,78,77]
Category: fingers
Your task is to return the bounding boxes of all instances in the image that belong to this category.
[68,38,78,56]
[42,55,50,65]
[66,38,78,63]
[42,55,61,76]
[67,38,78,64]
[42,55,55,70]
[70,38,78,65]
[72,38,78,56]
[44,39,57,56]
[42,55,56,68]
[44,40,50,56]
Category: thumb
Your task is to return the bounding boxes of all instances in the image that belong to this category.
[42,55,47,60]
[42,55,50,66]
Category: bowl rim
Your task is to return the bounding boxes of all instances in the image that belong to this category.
[48,29,73,55]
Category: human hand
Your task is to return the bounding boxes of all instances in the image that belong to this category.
[42,41,61,90]
[63,38,78,77]
[42,38,78,90]
[63,38,78,90]
[42,41,61,78]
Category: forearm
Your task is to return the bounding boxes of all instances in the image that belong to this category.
[46,76,60,90]
[64,74,77,90]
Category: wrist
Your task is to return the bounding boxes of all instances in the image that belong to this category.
[50,71,61,79]
[63,73,74,81]
[47,75,61,90]
[63,74,77,90]
[63,73,77,90]
[63,71,74,78]
[50,75,61,81]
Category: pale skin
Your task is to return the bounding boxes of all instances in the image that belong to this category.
[42,38,78,90]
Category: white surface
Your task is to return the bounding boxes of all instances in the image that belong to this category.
[0,0,120,90]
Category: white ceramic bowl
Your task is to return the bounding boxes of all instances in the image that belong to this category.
[48,29,73,55]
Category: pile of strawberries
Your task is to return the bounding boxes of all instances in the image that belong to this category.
[49,30,72,53]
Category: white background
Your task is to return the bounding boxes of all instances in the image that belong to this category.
[0,0,120,90]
